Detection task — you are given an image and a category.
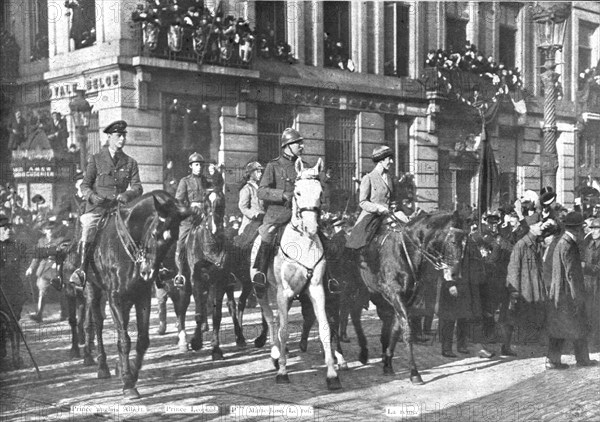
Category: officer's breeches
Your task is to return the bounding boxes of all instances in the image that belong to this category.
[80,213,103,243]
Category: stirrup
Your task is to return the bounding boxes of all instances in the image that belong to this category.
[69,269,86,289]
[252,272,267,288]
[173,273,186,287]
[327,278,343,295]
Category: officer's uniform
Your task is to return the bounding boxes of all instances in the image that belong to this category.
[174,152,207,279]
[0,217,26,324]
[70,120,142,287]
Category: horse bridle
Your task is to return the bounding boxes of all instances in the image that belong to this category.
[115,203,148,265]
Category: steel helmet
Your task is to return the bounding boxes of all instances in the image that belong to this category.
[281,128,304,147]
[188,152,204,165]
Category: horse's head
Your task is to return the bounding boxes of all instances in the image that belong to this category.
[203,189,225,235]
[412,211,467,282]
[139,192,192,282]
[292,158,324,238]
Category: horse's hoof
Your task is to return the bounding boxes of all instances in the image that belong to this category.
[383,366,395,376]
[201,322,209,332]
[212,348,224,361]
[115,363,120,376]
[83,355,95,366]
[340,335,351,343]
[338,362,349,371]
[299,339,308,353]
[157,321,166,336]
[358,349,369,365]
[123,388,141,400]
[190,338,202,351]
[98,367,111,379]
[326,376,342,391]
[275,373,290,384]
[236,338,247,348]
[70,348,81,359]
[271,358,280,370]
[410,371,424,385]
[254,335,266,349]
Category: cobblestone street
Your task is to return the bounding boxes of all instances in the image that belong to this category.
[1,296,598,422]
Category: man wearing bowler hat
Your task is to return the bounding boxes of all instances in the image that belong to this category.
[69,120,143,288]
[546,211,598,369]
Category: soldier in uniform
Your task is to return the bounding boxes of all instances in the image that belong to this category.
[26,220,64,323]
[173,152,207,286]
[69,120,143,287]
[252,128,306,288]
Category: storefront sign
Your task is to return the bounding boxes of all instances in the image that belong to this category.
[13,166,56,179]
[49,73,119,99]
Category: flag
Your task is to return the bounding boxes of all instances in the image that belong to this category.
[477,122,499,223]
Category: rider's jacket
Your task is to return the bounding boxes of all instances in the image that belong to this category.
[176,174,207,207]
[81,147,143,214]
[258,154,307,227]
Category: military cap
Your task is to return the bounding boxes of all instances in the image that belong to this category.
[245,161,263,174]
[188,152,205,165]
[563,211,585,227]
[103,120,128,134]
[31,194,46,204]
[484,210,502,222]
[0,215,10,228]
[372,145,393,163]
[281,128,304,147]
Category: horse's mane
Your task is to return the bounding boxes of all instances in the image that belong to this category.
[408,212,463,244]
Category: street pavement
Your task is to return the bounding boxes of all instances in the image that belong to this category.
[0,295,598,422]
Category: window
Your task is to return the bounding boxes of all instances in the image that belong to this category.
[323,1,350,69]
[325,109,356,205]
[445,2,468,51]
[255,1,286,48]
[67,0,96,50]
[257,104,295,164]
[499,26,516,69]
[384,115,409,177]
[384,2,410,77]
[579,21,597,90]
[30,0,48,61]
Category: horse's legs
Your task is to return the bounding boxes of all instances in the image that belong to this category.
[307,282,341,390]
[67,293,80,358]
[82,285,96,366]
[190,269,207,351]
[351,304,369,364]
[225,283,245,347]
[211,283,224,360]
[327,295,348,371]
[275,289,292,383]
[237,275,252,329]
[110,300,139,397]
[171,283,191,352]
[90,283,110,380]
[11,322,22,369]
[132,293,151,385]
[299,293,315,353]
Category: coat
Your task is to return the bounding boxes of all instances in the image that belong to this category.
[546,232,589,340]
[346,168,394,250]
[81,147,143,214]
[583,236,600,340]
[0,239,26,319]
[176,173,207,225]
[506,232,546,303]
[257,154,307,237]
[238,180,264,235]
[28,235,64,280]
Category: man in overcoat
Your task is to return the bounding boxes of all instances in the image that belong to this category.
[502,220,555,356]
[583,218,600,345]
[69,120,143,287]
[546,212,598,369]
[252,128,306,288]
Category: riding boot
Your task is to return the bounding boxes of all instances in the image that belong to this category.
[252,241,270,289]
[173,249,186,287]
[69,242,93,288]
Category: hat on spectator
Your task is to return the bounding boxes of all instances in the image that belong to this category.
[246,161,263,174]
[484,210,502,223]
[31,194,46,204]
[589,218,600,228]
[563,211,585,227]
[371,145,393,163]
[103,120,128,134]
[540,186,557,206]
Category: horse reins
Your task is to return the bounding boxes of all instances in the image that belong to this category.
[115,203,145,264]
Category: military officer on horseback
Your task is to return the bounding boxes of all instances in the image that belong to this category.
[252,128,306,289]
[174,152,207,286]
[70,120,143,288]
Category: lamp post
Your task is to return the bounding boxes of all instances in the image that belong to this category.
[69,89,92,172]
[532,2,571,190]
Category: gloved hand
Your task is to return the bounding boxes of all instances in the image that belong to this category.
[89,192,105,205]
[378,205,390,215]
[449,285,458,297]
[282,191,293,203]
[116,192,129,204]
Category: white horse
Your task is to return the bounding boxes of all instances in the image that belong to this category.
[250,158,342,390]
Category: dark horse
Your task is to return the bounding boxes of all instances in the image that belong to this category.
[80,191,189,399]
[170,190,246,359]
[331,212,466,382]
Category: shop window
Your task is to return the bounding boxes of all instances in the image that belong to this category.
[384,2,410,77]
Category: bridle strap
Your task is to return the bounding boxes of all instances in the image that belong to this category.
[279,241,325,283]
[116,203,143,264]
